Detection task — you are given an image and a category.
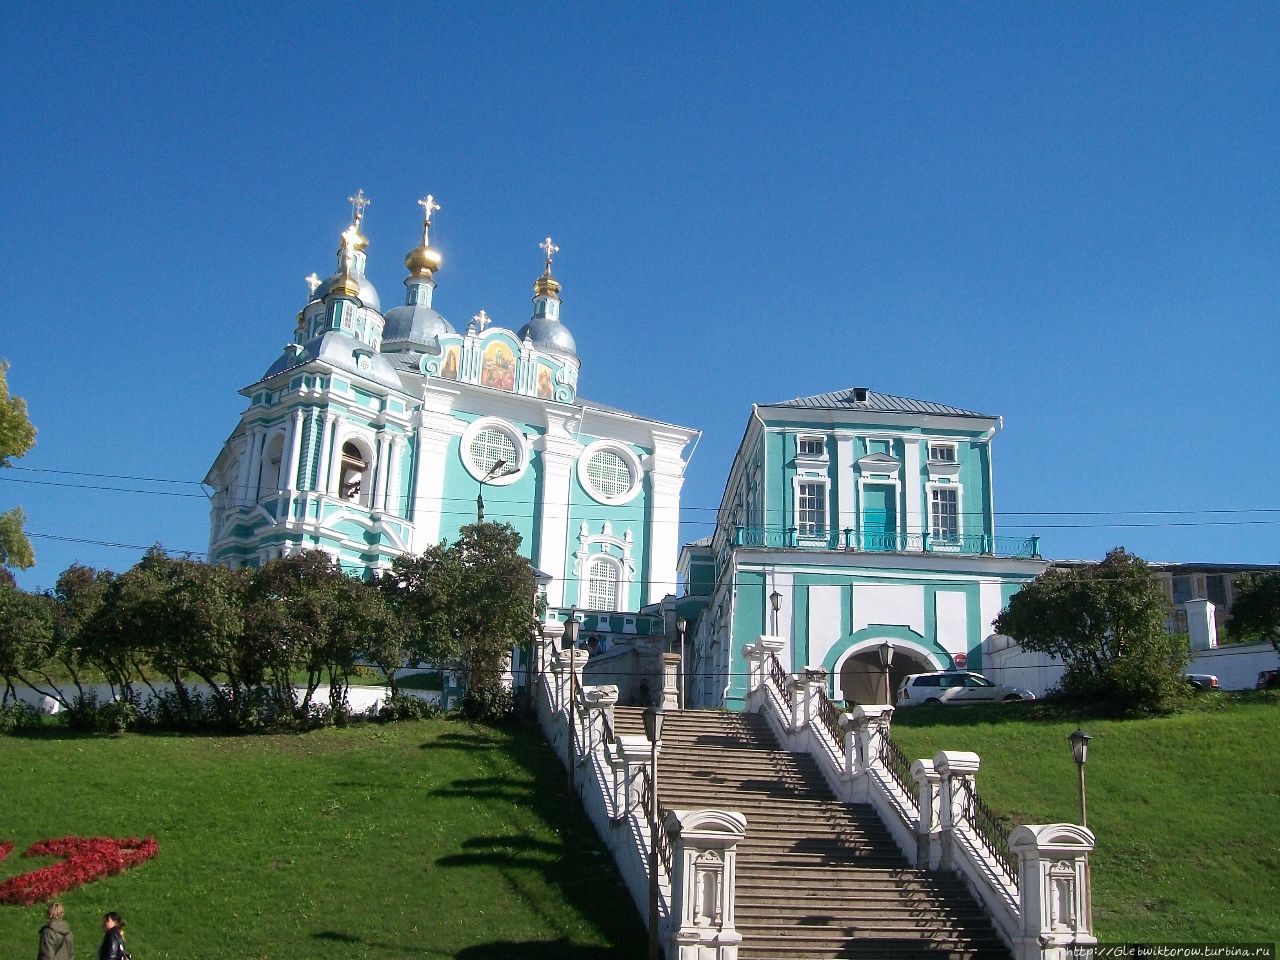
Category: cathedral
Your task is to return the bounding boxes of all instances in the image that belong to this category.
[205,192,698,615]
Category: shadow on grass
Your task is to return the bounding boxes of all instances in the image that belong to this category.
[420,721,647,958]
[312,930,451,957]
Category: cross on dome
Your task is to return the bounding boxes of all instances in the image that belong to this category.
[539,236,559,271]
[305,273,321,296]
[473,309,492,331]
[347,188,371,227]
[418,194,441,224]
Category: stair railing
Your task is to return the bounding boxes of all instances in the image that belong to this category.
[956,777,1018,888]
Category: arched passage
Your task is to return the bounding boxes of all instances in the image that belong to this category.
[824,627,945,706]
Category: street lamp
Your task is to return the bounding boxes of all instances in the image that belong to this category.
[878,641,895,705]
[1068,729,1092,827]
[476,459,508,522]
[769,588,782,635]
[675,616,688,710]
[643,704,666,960]
[563,611,580,795]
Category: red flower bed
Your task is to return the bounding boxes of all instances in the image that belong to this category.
[0,836,158,905]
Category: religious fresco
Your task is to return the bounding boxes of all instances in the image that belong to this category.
[440,346,459,380]
[481,341,516,391]
[537,364,555,399]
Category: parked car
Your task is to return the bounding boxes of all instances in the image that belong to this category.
[1184,672,1219,691]
[895,671,1035,706]
[1258,669,1279,690]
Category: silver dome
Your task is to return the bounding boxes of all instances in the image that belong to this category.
[517,317,577,357]
[313,270,382,313]
[382,303,455,347]
[264,331,402,391]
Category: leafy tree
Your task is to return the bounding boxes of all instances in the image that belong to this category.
[0,363,37,570]
[1226,572,1280,654]
[380,543,462,681]
[0,573,54,704]
[994,547,1189,712]
[57,563,123,702]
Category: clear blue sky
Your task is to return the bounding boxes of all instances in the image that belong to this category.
[3,2,1277,590]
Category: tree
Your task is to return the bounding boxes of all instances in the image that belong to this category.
[0,573,54,704]
[994,547,1189,712]
[1226,572,1280,654]
[0,362,37,570]
[380,543,462,679]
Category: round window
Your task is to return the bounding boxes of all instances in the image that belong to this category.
[586,450,633,498]
[470,428,517,476]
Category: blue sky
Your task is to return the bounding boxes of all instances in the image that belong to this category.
[3,2,1277,590]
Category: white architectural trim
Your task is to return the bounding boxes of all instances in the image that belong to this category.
[577,438,644,505]
[460,416,530,485]
[925,479,965,546]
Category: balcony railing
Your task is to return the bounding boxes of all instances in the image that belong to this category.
[731,526,1040,559]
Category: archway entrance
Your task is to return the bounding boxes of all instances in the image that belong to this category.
[838,645,936,706]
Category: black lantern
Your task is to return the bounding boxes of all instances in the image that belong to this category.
[1068,728,1091,827]
[675,616,688,709]
[476,458,508,523]
[769,589,783,635]
[643,704,665,744]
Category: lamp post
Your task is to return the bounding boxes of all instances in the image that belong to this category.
[563,611,580,795]
[643,704,666,960]
[878,641,895,705]
[1069,728,1091,827]
[476,459,508,522]
[675,616,688,710]
[769,588,782,636]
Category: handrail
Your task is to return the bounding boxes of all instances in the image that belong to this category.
[640,767,673,874]
[814,686,844,748]
[877,732,919,814]
[766,653,789,700]
[957,778,1018,889]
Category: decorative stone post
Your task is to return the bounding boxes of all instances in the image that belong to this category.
[800,667,827,732]
[582,684,619,754]
[741,636,785,695]
[664,809,748,960]
[850,704,895,772]
[910,758,942,868]
[616,735,653,818]
[1009,824,1096,960]
[661,652,682,710]
[934,750,980,870]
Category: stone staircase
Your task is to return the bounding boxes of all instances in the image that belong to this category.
[613,706,1010,960]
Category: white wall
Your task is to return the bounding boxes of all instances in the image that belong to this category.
[1189,642,1278,690]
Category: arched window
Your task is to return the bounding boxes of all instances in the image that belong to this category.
[585,556,621,611]
[339,441,369,503]
[258,433,285,501]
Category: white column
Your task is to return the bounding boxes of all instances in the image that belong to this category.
[326,417,344,495]
[315,413,338,495]
[904,437,924,539]
[1010,824,1097,960]
[233,430,255,507]
[645,430,689,605]
[383,436,403,517]
[410,423,452,548]
[244,427,265,504]
[284,410,304,493]
[665,809,748,960]
[537,411,581,608]
[373,433,391,513]
[836,434,855,535]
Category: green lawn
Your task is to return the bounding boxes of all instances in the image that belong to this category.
[890,693,1280,942]
[0,720,644,959]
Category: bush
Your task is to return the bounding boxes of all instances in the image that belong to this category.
[0,702,40,734]
[460,685,515,725]
[377,692,440,722]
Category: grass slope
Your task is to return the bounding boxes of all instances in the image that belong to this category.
[0,720,644,959]
[891,694,1280,942]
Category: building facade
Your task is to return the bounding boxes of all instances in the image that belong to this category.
[205,194,698,613]
[680,388,1045,710]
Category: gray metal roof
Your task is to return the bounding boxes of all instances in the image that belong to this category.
[770,388,993,419]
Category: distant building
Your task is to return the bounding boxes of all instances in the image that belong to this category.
[205,192,697,616]
[680,388,1045,709]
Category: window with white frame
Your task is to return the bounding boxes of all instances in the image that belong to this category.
[928,442,957,463]
[585,557,620,610]
[798,436,825,458]
[930,487,959,542]
[797,482,826,536]
[469,428,517,476]
[585,449,632,498]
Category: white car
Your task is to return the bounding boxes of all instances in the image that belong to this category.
[896,671,1035,706]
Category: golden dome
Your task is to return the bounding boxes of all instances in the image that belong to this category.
[405,244,442,277]
[340,224,369,253]
[331,270,361,299]
[533,269,561,298]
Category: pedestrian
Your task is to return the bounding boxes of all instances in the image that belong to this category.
[97,912,130,960]
[37,901,74,960]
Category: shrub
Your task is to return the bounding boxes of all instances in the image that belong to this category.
[377,692,440,723]
[460,685,515,725]
[0,702,40,734]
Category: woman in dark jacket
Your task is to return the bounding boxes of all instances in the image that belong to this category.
[97,912,128,960]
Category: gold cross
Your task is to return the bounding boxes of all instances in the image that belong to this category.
[418,194,441,224]
[305,273,321,296]
[347,188,371,227]
[539,236,559,271]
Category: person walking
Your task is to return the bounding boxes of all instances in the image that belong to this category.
[97,912,129,960]
[37,902,74,960]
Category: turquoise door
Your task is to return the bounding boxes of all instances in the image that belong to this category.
[862,485,898,550]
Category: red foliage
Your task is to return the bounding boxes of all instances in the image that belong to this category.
[0,841,11,863]
[0,836,158,905]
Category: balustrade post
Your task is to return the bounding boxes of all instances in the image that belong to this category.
[787,526,798,547]
[910,758,942,868]
[934,750,980,870]
[1009,825,1096,960]
[582,684,619,755]
[741,636,784,701]
[851,704,895,771]
[788,675,805,732]
[801,667,827,732]
[838,712,858,779]
[660,652,681,710]
[617,735,654,816]
[664,809,748,960]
